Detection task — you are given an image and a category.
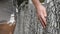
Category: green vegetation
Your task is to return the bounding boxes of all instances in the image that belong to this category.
[39,0,45,3]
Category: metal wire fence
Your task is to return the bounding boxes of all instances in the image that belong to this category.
[14,0,60,34]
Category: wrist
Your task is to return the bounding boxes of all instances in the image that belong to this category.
[36,4,42,9]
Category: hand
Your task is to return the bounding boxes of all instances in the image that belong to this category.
[37,4,47,28]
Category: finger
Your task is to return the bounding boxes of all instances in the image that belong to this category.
[37,15,45,28]
[39,16,46,28]
[41,13,47,25]
[39,17,46,28]
[38,13,46,28]
[42,9,47,24]
[37,14,45,27]
[37,13,47,28]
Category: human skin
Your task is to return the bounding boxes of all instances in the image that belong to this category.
[32,0,47,28]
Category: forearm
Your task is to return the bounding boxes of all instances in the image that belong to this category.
[32,0,42,9]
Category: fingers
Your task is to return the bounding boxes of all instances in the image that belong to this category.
[42,8,47,25]
[40,13,47,28]
[39,16,46,28]
[37,12,47,29]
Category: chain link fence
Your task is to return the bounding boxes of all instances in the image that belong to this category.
[14,0,60,34]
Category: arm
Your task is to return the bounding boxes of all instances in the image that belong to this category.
[32,0,47,28]
[32,0,41,8]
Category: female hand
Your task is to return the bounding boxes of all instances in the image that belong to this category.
[37,4,47,28]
